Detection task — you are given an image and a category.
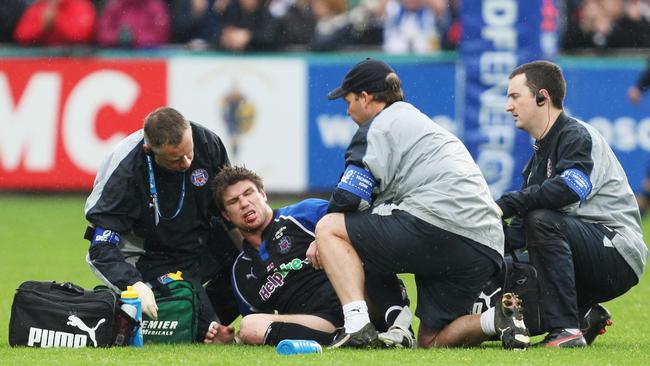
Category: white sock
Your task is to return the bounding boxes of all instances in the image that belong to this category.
[342,300,370,333]
[390,305,413,329]
[480,307,496,336]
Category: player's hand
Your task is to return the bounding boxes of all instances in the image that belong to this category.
[204,321,235,344]
[306,240,321,270]
[132,281,158,320]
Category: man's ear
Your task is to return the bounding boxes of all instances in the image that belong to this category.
[143,144,151,155]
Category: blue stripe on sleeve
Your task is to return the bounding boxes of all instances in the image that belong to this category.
[276,199,328,233]
[560,168,592,203]
[260,199,328,261]
[336,165,375,203]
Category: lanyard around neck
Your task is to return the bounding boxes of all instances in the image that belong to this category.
[145,153,185,226]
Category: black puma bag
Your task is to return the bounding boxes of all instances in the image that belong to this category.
[9,281,118,348]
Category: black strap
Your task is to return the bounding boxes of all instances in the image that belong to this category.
[52,281,86,296]
[83,225,94,241]
[503,219,522,263]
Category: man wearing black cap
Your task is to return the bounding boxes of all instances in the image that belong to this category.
[308,58,530,349]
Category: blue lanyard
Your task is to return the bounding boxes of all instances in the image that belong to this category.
[145,153,185,226]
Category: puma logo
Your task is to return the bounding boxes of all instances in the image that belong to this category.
[472,287,502,314]
[246,267,257,280]
[67,315,106,347]
[478,287,501,305]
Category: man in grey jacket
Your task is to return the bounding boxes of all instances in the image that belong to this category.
[498,60,647,347]
[308,58,528,349]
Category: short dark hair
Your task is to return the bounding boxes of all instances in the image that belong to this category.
[143,107,190,149]
[211,165,264,212]
[509,60,566,109]
[370,73,404,104]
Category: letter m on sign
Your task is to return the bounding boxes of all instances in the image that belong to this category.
[0,71,60,172]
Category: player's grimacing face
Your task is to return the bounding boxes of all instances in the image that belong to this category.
[222,180,270,232]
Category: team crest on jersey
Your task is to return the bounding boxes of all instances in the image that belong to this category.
[546,159,553,178]
[191,169,209,186]
[277,236,292,254]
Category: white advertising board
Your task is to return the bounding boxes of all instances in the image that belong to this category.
[168,57,307,192]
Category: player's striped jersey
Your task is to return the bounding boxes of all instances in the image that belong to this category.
[231,199,337,315]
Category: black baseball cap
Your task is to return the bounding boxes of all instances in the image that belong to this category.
[327,58,395,100]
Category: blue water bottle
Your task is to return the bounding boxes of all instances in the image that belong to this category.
[121,286,144,347]
[276,340,322,355]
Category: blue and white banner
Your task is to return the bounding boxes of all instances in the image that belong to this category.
[460,0,558,197]
[2,51,650,195]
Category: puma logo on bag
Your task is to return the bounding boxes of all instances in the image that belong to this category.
[67,315,106,347]
[26,316,106,348]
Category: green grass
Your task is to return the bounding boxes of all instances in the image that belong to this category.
[0,194,649,365]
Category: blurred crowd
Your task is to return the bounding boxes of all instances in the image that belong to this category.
[0,0,649,53]
[0,0,460,52]
[562,0,650,49]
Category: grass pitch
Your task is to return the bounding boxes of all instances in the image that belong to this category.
[0,194,649,365]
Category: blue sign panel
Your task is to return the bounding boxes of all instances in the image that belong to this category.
[460,0,558,197]
[307,61,456,192]
[562,63,650,192]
